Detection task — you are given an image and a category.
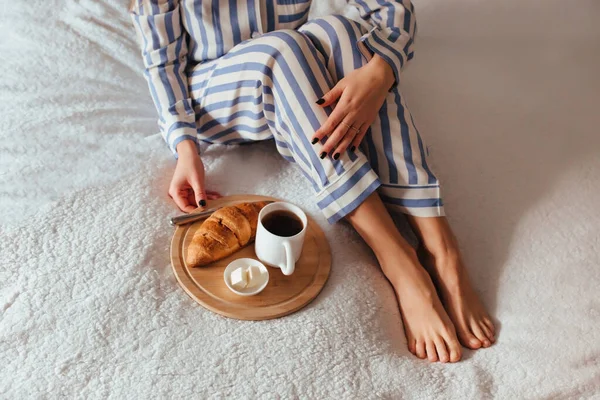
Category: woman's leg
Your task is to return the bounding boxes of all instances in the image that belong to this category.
[407,216,495,348]
[347,193,462,362]
[300,16,494,354]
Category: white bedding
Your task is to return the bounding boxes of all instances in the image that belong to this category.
[1,0,599,398]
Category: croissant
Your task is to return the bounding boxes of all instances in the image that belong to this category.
[185,201,271,267]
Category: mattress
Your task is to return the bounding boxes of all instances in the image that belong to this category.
[1,0,599,398]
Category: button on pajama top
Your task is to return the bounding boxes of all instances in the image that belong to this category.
[131,0,444,223]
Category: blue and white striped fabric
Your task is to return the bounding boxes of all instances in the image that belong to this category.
[131,0,444,222]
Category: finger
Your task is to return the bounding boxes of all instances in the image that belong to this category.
[320,119,351,157]
[190,176,208,209]
[186,190,197,210]
[333,122,362,157]
[351,122,370,150]
[311,107,348,143]
[316,81,345,107]
[170,188,196,213]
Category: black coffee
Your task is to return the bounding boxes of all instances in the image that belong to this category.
[262,210,304,237]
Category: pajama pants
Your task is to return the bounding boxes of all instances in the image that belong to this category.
[190,15,444,223]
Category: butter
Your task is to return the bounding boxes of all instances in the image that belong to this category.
[230,266,248,290]
[246,265,263,288]
[229,264,266,292]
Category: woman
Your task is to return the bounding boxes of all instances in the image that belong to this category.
[130,0,495,362]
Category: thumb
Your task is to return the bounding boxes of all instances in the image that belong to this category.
[190,175,207,209]
[316,81,345,107]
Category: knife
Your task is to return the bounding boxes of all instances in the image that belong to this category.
[169,202,246,226]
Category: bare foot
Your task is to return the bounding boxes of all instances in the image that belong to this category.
[423,250,496,349]
[381,251,463,363]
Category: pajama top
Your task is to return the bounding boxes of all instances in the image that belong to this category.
[131,0,416,154]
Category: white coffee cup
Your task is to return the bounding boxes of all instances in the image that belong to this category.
[255,202,307,276]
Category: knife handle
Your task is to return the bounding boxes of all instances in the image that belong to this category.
[169,208,217,226]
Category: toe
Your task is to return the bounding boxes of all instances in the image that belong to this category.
[480,321,495,343]
[434,338,450,363]
[448,342,462,363]
[458,331,482,349]
[483,317,495,335]
[472,323,491,347]
[442,331,462,362]
[407,339,417,355]
[405,329,417,354]
[426,340,439,362]
[416,341,427,359]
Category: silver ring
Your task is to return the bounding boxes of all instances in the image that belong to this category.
[341,121,360,132]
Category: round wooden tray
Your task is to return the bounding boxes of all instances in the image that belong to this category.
[170,194,331,320]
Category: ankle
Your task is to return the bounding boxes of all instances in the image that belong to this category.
[376,244,419,273]
[422,245,461,281]
[389,266,438,303]
[375,243,425,279]
[425,243,461,269]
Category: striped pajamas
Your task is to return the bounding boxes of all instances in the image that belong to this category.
[131,0,444,223]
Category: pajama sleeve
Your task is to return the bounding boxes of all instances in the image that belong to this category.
[130,0,198,158]
[347,0,417,88]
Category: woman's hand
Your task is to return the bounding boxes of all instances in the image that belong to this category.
[169,140,221,212]
[311,54,396,158]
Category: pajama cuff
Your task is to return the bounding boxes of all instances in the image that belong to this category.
[357,28,412,90]
[159,99,199,158]
[378,184,445,217]
[162,120,199,159]
[170,134,201,159]
[315,156,382,224]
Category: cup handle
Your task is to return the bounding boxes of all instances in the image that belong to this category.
[281,241,295,275]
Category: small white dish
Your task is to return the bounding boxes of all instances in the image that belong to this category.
[223,258,269,296]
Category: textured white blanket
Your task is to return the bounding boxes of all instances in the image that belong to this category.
[1,0,599,398]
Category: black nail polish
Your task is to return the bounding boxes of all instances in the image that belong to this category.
[350,146,356,152]
[319,152,326,159]
[199,199,206,207]
[333,153,340,160]
[316,98,325,105]
[311,137,319,145]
